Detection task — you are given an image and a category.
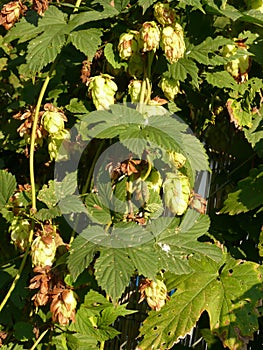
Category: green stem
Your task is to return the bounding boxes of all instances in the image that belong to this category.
[30,328,50,350]
[138,79,147,113]
[141,156,152,182]
[73,0,82,12]
[30,63,56,212]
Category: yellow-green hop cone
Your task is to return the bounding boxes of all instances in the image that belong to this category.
[168,150,186,169]
[140,21,160,52]
[9,217,30,251]
[144,279,168,311]
[161,24,185,63]
[48,129,70,161]
[88,74,117,110]
[42,110,66,135]
[154,2,176,26]
[158,77,180,100]
[118,31,140,60]
[128,79,142,103]
[31,236,56,267]
[222,43,250,80]
[163,171,190,215]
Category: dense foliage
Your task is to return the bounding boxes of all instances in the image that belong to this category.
[0,0,263,349]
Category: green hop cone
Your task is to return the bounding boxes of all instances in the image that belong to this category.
[154,2,176,26]
[158,77,180,100]
[128,53,144,78]
[128,79,142,103]
[9,217,30,251]
[163,171,190,215]
[88,74,118,110]
[161,24,185,63]
[42,110,66,135]
[48,129,70,161]
[31,235,57,267]
[168,150,186,169]
[118,31,140,60]
[144,279,168,311]
[222,43,250,80]
[140,21,160,52]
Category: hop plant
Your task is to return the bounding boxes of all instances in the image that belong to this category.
[140,21,160,52]
[163,171,190,215]
[160,24,185,63]
[118,31,140,60]
[158,77,180,100]
[88,74,118,110]
[139,278,168,311]
[31,235,57,268]
[154,2,176,26]
[50,289,77,325]
[42,104,67,135]
[128,79,142,103]
[9,217,30,251]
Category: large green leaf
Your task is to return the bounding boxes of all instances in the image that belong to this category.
[138,0,155,14]
[67,235,97,281]
[26,6,69,73]
[220,166,263,215]
[94,248,134,301]
[0,170,16,209]
[69,28,103,59]
[138,255,263,350]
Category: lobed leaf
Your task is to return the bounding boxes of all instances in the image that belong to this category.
[67,235,97,281]
[138,256,263,350]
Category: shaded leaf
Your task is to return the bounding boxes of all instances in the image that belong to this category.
[69,28,103,59]
[205,71,238,89]
[0,170,16,209]
[67,235,97,281]
[220,166,263,215]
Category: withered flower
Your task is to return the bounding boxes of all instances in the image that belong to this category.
[80,60,92,84]
[32,0,48,16]
[0,0,27,30]
[29,266,52,307]
[50,288,77,325]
